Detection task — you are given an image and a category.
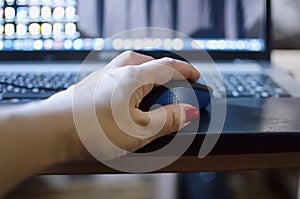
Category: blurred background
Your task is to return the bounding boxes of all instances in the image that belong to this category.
[272,0,300,49]
[4,0,300,199]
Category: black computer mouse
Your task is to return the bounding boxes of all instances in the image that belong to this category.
[139,80,212,111]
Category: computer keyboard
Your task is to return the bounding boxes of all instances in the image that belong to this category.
[0,72,78,101]
[0,72,290,103]
[208,73,290,98]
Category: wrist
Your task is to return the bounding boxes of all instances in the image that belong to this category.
[42,90,91,163]
[27,100,75,164]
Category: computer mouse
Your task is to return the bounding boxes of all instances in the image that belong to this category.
[139,80,211,111]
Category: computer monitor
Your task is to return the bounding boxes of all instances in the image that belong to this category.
[0,0,268,60]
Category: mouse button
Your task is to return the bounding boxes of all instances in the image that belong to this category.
[163,80,192,89]
[193,89,211,109]
[155,87,200,108]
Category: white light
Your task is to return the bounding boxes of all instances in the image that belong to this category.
[153,38,162,48]
[41,0,51,4]
[123,39,132,49]
[41,23,52,37]
[73,39,83,50]
[6,0,15,5]
[23,39,33,49]
[236,40,246,50]
[54,41,62,50]
[172,38,184,50]
[191,40,204,49]
[112,39,123,50]
[28,23,40,35]
[29,0,39,4]
[133,39,143,49]
[4,40,13,49]
[53,7,64,19]
[94,38,104,50]
[13,40,22,50]
[63,39,73,49]
[250,40,262,51]
[206,40,218,50]
[53,0,63,5]
[163,39,172,50]
[33,39,43,50]
[0,8,3,18]
[144,39,153,49]
[5,7,15,20]
[53,23,63,35]
[16,0,27,5]
[65,6,75,19]
[41,6,51,19]
[66,0,76,4]
[16,24,27,37]
[0,41,3,50]
[227,40,235,49]
[4,24,15,37]
[17,7,28,21]
[83,39,93,49]
[0,25,4,34]
[44,39,53,49]
[29,6,40,19]
[218,40,227,50]
[65,23,76,36]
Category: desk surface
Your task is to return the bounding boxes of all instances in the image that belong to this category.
[42,50,300,174]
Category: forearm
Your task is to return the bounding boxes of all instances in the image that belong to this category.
[0,101,74,196]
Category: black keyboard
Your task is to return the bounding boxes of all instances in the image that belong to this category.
[0,72,78,101]
[208,73,290,98]
[0,72,290,102]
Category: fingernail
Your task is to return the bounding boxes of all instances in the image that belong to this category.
[185,107,199,122]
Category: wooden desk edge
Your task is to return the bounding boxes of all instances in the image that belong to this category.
[41,152,300,175]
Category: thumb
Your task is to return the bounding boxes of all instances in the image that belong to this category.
[146,104,199,140]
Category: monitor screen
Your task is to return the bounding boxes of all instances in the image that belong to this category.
[0,0,266,52]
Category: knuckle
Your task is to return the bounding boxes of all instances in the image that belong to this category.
[124,51,137,59]
[161,57,176,67]
[124,66,140,79]
[171,109,181,131]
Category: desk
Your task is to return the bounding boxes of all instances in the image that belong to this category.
[42,50,300,175]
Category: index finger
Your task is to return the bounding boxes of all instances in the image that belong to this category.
[139,57,200,85]
[108,51,154,68]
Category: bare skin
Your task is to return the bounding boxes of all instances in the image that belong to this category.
[0,51,200,196]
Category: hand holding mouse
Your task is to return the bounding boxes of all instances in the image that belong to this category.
[0,51,201,194]
[48,51,201,161]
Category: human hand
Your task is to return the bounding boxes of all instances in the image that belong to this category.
[48,51,201,161]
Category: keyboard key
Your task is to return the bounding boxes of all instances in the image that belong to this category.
[219,73,290,98]
[2,90,57,100]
